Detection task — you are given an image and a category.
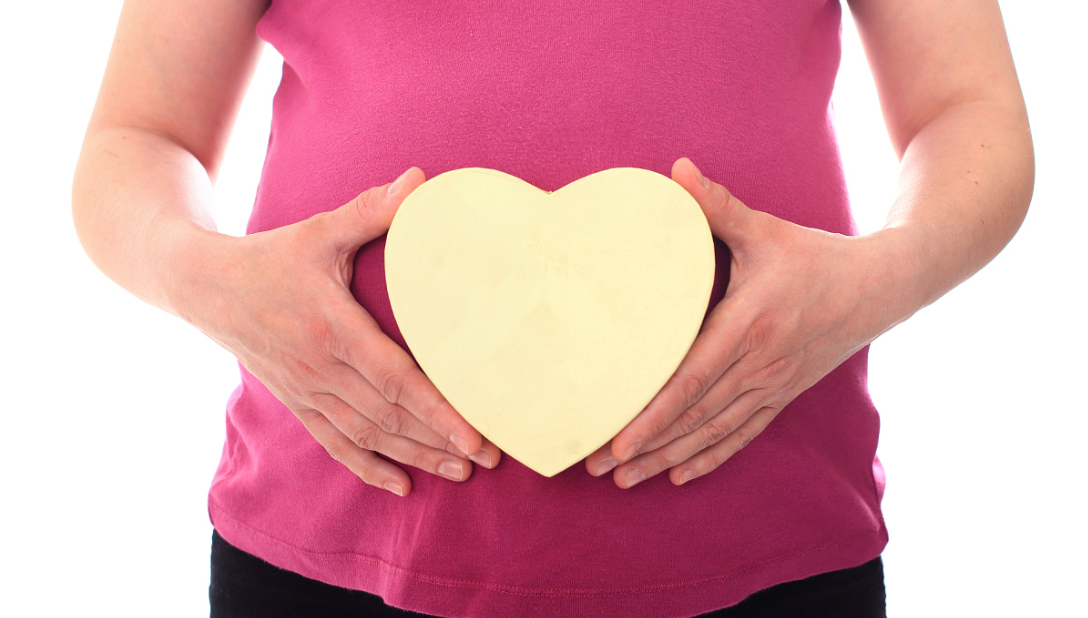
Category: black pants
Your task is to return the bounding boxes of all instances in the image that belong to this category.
[210,529,886,617]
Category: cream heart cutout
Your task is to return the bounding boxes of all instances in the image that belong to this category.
[384,167,714,477]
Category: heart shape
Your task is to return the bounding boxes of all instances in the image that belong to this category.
[384,167,714,476]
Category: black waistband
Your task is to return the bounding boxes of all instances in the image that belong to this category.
[209,528,885,618]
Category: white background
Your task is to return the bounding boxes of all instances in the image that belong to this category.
[1,1,1084,616]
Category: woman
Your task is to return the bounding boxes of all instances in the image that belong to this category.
[72,0,1033,616]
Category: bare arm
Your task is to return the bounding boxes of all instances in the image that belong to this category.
[73,0,267,317]
[587,0,1034,486]
[73,0,499,496]
[849,0,1034,313]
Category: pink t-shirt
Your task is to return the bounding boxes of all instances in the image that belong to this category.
[209,1,888,616]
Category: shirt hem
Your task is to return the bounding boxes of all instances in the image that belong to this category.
[209,499,888,617]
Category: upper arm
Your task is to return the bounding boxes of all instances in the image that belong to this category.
[86,0,271,179]
[845,0,1028,158]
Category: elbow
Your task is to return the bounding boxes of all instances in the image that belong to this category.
[70,140,103,263]
[1007,110,1035,239]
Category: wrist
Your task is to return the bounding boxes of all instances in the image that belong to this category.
[150,218,239,328]
[851,226,936,339]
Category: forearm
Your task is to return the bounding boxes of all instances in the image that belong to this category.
[72,125,228,322]
[863,99,1035,330]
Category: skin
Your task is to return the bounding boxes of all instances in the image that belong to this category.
[73,0,1033,496]
[72,0,499,498]
[586,0,1035,487]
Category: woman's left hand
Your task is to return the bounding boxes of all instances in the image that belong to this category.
[585,156,916,488]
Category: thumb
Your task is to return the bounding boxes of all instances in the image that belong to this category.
[671,157,758,248]
[322,167,426,252]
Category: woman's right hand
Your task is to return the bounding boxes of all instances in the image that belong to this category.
[177,167,501,497]
[73,3,497,497]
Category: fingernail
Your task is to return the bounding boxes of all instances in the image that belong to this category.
[388,168,413,195]
[694,163,709,188]
[596,457,618,476]
[438,460,464,481]
[383,481,405,497]
[621,442,642,463]
[679,469,697,484]
[469,450,492,468]
[449,433,471,457]
[625,468,647,488]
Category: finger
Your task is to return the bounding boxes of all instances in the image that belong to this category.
[311,385,443,453]
[320,167,427,253]
[609,300,753,465]
[670,405,780,486]
[320,362,453,450]
[318,383,501,470]
[295,408,414,497]
[585,441,619,477]
[471,436,503,470]
[613,389,770,489]
[377,430,477,482]
[329,300,485,459]
[425,433,501,469]
[304,396,474,483]
[638,352,759,453]
[671,157,761,249]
